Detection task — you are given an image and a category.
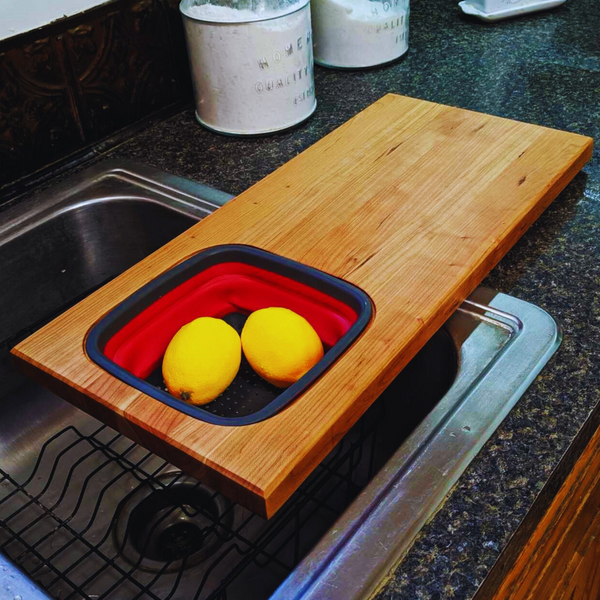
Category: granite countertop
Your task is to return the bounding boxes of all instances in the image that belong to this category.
[32,0,600,597]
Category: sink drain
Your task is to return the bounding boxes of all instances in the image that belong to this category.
[114,473,234,572]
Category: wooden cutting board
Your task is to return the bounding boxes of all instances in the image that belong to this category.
[12,95,593,518]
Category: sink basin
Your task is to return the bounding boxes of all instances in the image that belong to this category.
[0,161,560,600]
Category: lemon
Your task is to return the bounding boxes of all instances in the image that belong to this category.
[162,317,241,405]
[241,307,324,388]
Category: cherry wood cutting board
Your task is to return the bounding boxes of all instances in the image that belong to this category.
[12,95,593,518]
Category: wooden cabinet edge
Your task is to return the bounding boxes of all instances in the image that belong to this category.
[476,416,600,600]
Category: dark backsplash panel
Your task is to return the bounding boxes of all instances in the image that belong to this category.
[0,0,192,197]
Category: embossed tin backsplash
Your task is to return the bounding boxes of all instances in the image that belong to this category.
[0,0,192,198]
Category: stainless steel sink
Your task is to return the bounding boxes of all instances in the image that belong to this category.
[0,161,560,600]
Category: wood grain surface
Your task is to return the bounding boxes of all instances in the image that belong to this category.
[486,421,600,600]
[12,94,593,518]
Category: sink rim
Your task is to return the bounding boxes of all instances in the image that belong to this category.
[0,159,233,248]
[272,289,561,600]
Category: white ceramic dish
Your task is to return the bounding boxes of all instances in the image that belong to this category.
[458,0,566,21]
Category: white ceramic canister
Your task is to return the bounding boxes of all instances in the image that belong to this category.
[180,0,316,135]
[311,0,409,69]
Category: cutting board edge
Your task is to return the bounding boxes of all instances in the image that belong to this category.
[380,93,595,147]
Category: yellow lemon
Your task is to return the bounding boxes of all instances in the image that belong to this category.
[241,307,324,388]
[162,317,241,405]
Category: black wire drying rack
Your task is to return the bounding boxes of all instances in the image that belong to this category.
[0,380,385,600]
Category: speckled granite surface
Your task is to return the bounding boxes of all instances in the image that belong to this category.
[19,0,600,598]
